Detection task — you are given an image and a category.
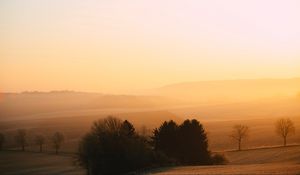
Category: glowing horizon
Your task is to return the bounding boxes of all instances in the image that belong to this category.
[1,0,300,94]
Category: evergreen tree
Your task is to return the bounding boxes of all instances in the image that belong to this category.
[152,120,179,159]
[120,120,135,137]
[153,119,212,165]
[178,119,211,164]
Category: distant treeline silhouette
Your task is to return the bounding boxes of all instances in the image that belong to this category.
[0,130,64,154]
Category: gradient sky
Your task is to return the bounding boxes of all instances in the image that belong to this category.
[1,0,300,94]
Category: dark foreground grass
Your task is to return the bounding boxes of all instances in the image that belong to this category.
[0,151,84,175]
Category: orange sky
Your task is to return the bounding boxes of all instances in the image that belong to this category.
[1,0,300,94]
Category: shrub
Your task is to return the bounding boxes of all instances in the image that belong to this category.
[211,153,228,165]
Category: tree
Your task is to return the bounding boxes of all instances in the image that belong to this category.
[178,119,211,164]
[35,135,46,152]
[152,119,212,165]
[120,120,135,137]
[275,118,295,146]
[77,116,159,175]
[77,133,100,175]
[0,133,5,151]
[230,124,249,151]
[15,129,27,151]
[52,132,64,154]
[92,116,122,135]
[152,120,179,159]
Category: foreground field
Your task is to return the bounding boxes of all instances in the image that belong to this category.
[147,163,300,175]
[0,151,84,175]
[225,145,300,164]
[148,146,300,175]
[1,146,300,175]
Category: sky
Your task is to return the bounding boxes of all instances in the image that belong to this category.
[1,0,300,94]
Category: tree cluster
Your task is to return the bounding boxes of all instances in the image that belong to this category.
[77,117,225,175]
[152,119,213,165]
[0,129,64,154]
[77,117,163,175]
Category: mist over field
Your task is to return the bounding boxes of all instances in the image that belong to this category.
[1,78,300,151]
[1,0,300,174]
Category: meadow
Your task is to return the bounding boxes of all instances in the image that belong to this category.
[0,90,299,174]
[1,145,299,175]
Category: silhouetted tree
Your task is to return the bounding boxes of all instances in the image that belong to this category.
[152,120,179,159]
[77,116,159,175]
[211,153,228,165]
[275,118,295,146]
[230,124,249,151]
[153,119,212,165]
[15,129,27,151]
[92,116,122,135]
[178,119,211,164]
[0,133,5,151]
[77,133,100,175]
[35,135,46,152]
[120,120,135,137]
[52,132,64,154]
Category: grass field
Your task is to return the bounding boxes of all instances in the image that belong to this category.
[1,104,299,174]
[1,145,300,175]
[225,145,300,164]
[0,151,84,175]
[147,163,300,175]
[147,145,300,175]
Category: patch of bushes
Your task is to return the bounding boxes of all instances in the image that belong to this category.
[211,153,228,165]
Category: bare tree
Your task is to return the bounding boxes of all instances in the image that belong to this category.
[0,133,5,151]
[275,118,295,146]
[92,116,122,134]
[230,124,249,151]
[15,129,27,151]
[35,135,46,152]
[52,132,64,154]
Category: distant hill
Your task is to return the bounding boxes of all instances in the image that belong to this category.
[170,96,300,121]
[0,91,181,121]
[152,78,300,103]
[0,110,181,152]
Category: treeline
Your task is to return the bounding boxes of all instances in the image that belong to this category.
[76,116,226,175]
[0,130,64,154]
[0,116,296,175]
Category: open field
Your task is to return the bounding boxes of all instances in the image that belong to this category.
[1,145,300,175]
[147,163,300,175]
[0,151,84,175]
[1,93,299,174]
[225,145,300,164]
[147,146,300,175]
